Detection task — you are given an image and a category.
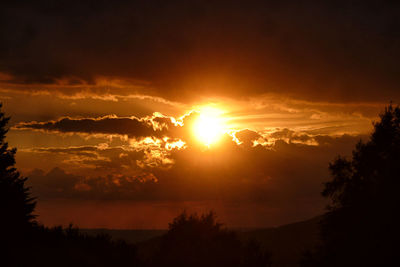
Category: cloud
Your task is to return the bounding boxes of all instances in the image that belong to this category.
[28,167,82,198]
[27,167,159,201]
[1,1,400,102]
[22,142,178,173]
[25,133,365,201]
[14,114,177,138]
[12,111,212,147]
[21,130,367,227]
[234,129,263,147]
[15,111,370,176]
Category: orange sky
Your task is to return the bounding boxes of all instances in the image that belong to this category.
[0,1,398,228]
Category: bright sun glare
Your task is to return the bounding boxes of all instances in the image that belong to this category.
[193,107,226,147]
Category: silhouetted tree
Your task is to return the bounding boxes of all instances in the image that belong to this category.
[302,105,400,266]
[0,103,141,266]
[0,103,36,235]
[0,103,37,265]
[150,211,271,267]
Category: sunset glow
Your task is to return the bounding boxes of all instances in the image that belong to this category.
[193,107,226,146]
[1,1,397,233]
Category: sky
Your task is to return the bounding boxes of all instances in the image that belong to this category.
[1,0,399,229]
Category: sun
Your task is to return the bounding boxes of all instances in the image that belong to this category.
[193,107,226,147]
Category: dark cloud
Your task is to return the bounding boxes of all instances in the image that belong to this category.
[14,115,175,138]
[32,146,99,157]
[28,167,82,198]
[25,145,148,174]
[27,167,158,201]
[13,112,210,149]
[235,129,263,147]
[1,1,400,102]
[266,128,370,147]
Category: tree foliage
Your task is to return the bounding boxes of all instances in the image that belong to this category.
[303,105,400,266]
[151,211,271,267]
[0,103,36,235]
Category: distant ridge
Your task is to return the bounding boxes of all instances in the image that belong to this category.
[240,216,321,266]
[80,229,167,244]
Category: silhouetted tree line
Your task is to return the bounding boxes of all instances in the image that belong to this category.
[0,102,271,267]
[302,104,400,267]
[147,211,272,267]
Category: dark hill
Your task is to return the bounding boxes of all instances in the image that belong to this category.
[240,216,321,266]
[80,229,166,244]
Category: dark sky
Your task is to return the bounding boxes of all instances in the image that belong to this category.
[1,0,400,102]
